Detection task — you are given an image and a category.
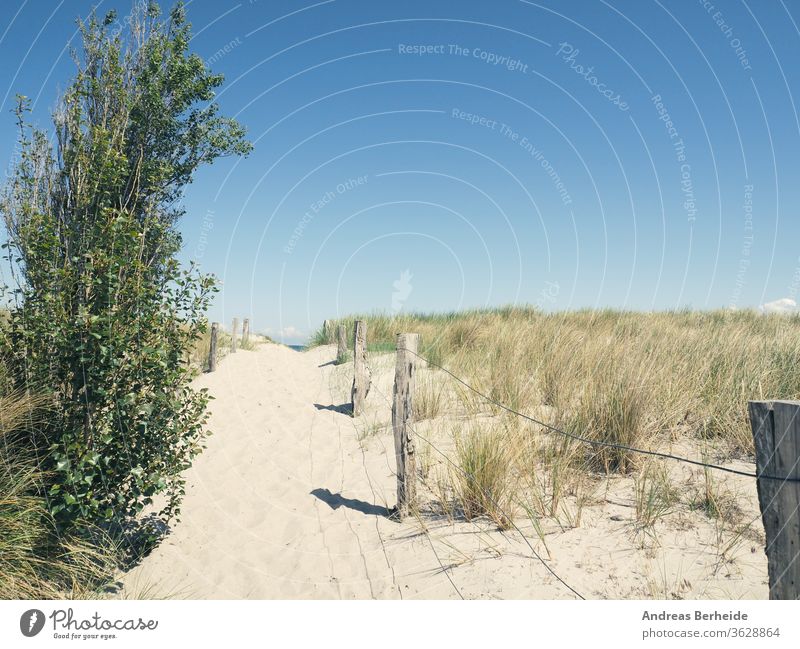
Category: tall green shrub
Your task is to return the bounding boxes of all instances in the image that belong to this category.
[0,2,250,534]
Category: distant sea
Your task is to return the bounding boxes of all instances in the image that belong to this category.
[286,344,306,352]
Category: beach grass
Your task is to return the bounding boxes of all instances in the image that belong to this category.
[313,307,800,536]
[0,388,119,599]
[310,307,800,457]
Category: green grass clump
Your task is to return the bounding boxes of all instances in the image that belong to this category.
[451,424,517,530]
[0,389,118,599]
[561,355,650,474]
[414,375,443,421]
[634,461,679,531]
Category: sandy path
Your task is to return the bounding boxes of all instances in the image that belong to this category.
[120,344,455,599]
[120,343,768,600]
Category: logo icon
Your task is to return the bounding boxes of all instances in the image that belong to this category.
[391,269,413,314]
[20,609,45,637]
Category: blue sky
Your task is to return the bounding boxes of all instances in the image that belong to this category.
[1,0,799,343]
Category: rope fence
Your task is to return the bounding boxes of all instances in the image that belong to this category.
[404,348,800,485]
[368,378,583,600]
[336,320,800,600]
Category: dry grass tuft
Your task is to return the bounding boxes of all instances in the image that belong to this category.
[0,389,118,599]
[450,423,518,530]
[414,374,444,421]
[634,460,680,532]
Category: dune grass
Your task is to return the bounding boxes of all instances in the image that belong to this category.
[634,460,680,532]
[450,423,519,529]
[315,307,800,535]
[0,387,118,599]
[312,307,800,457]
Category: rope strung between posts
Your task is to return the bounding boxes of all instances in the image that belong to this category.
[405,349,800,484]
[369,380,585,600]
[410,422,586,600]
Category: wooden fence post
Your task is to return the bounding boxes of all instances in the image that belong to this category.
[208,322,219,372]
[337,324,347,364]
[748,400,800,600]
[323,319,333,343]
[242,318,250,348]
[392,333,419,518]
[350,320,371,416]
[231,317,239,353]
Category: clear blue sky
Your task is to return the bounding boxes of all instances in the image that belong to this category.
[1,0,799,343]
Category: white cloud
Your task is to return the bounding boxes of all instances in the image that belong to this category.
[758,298,798,315]
[265,325,304,339]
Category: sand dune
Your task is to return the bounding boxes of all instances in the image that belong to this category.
[120,343,767,599]
[122,344,455,598]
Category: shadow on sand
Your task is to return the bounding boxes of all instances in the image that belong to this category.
[313,402,352,415]
[310,488,390,517]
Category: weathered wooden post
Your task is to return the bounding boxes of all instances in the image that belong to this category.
[242,318,250,348]
[350,320,371,416]
[336,324,347,364]
[748,400,800,600]
[392,333,419,518]
[323,319,333,343]
[231,317,239,353]
[208,322,219,372]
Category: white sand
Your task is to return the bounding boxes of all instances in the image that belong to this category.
[119,343,768,599]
